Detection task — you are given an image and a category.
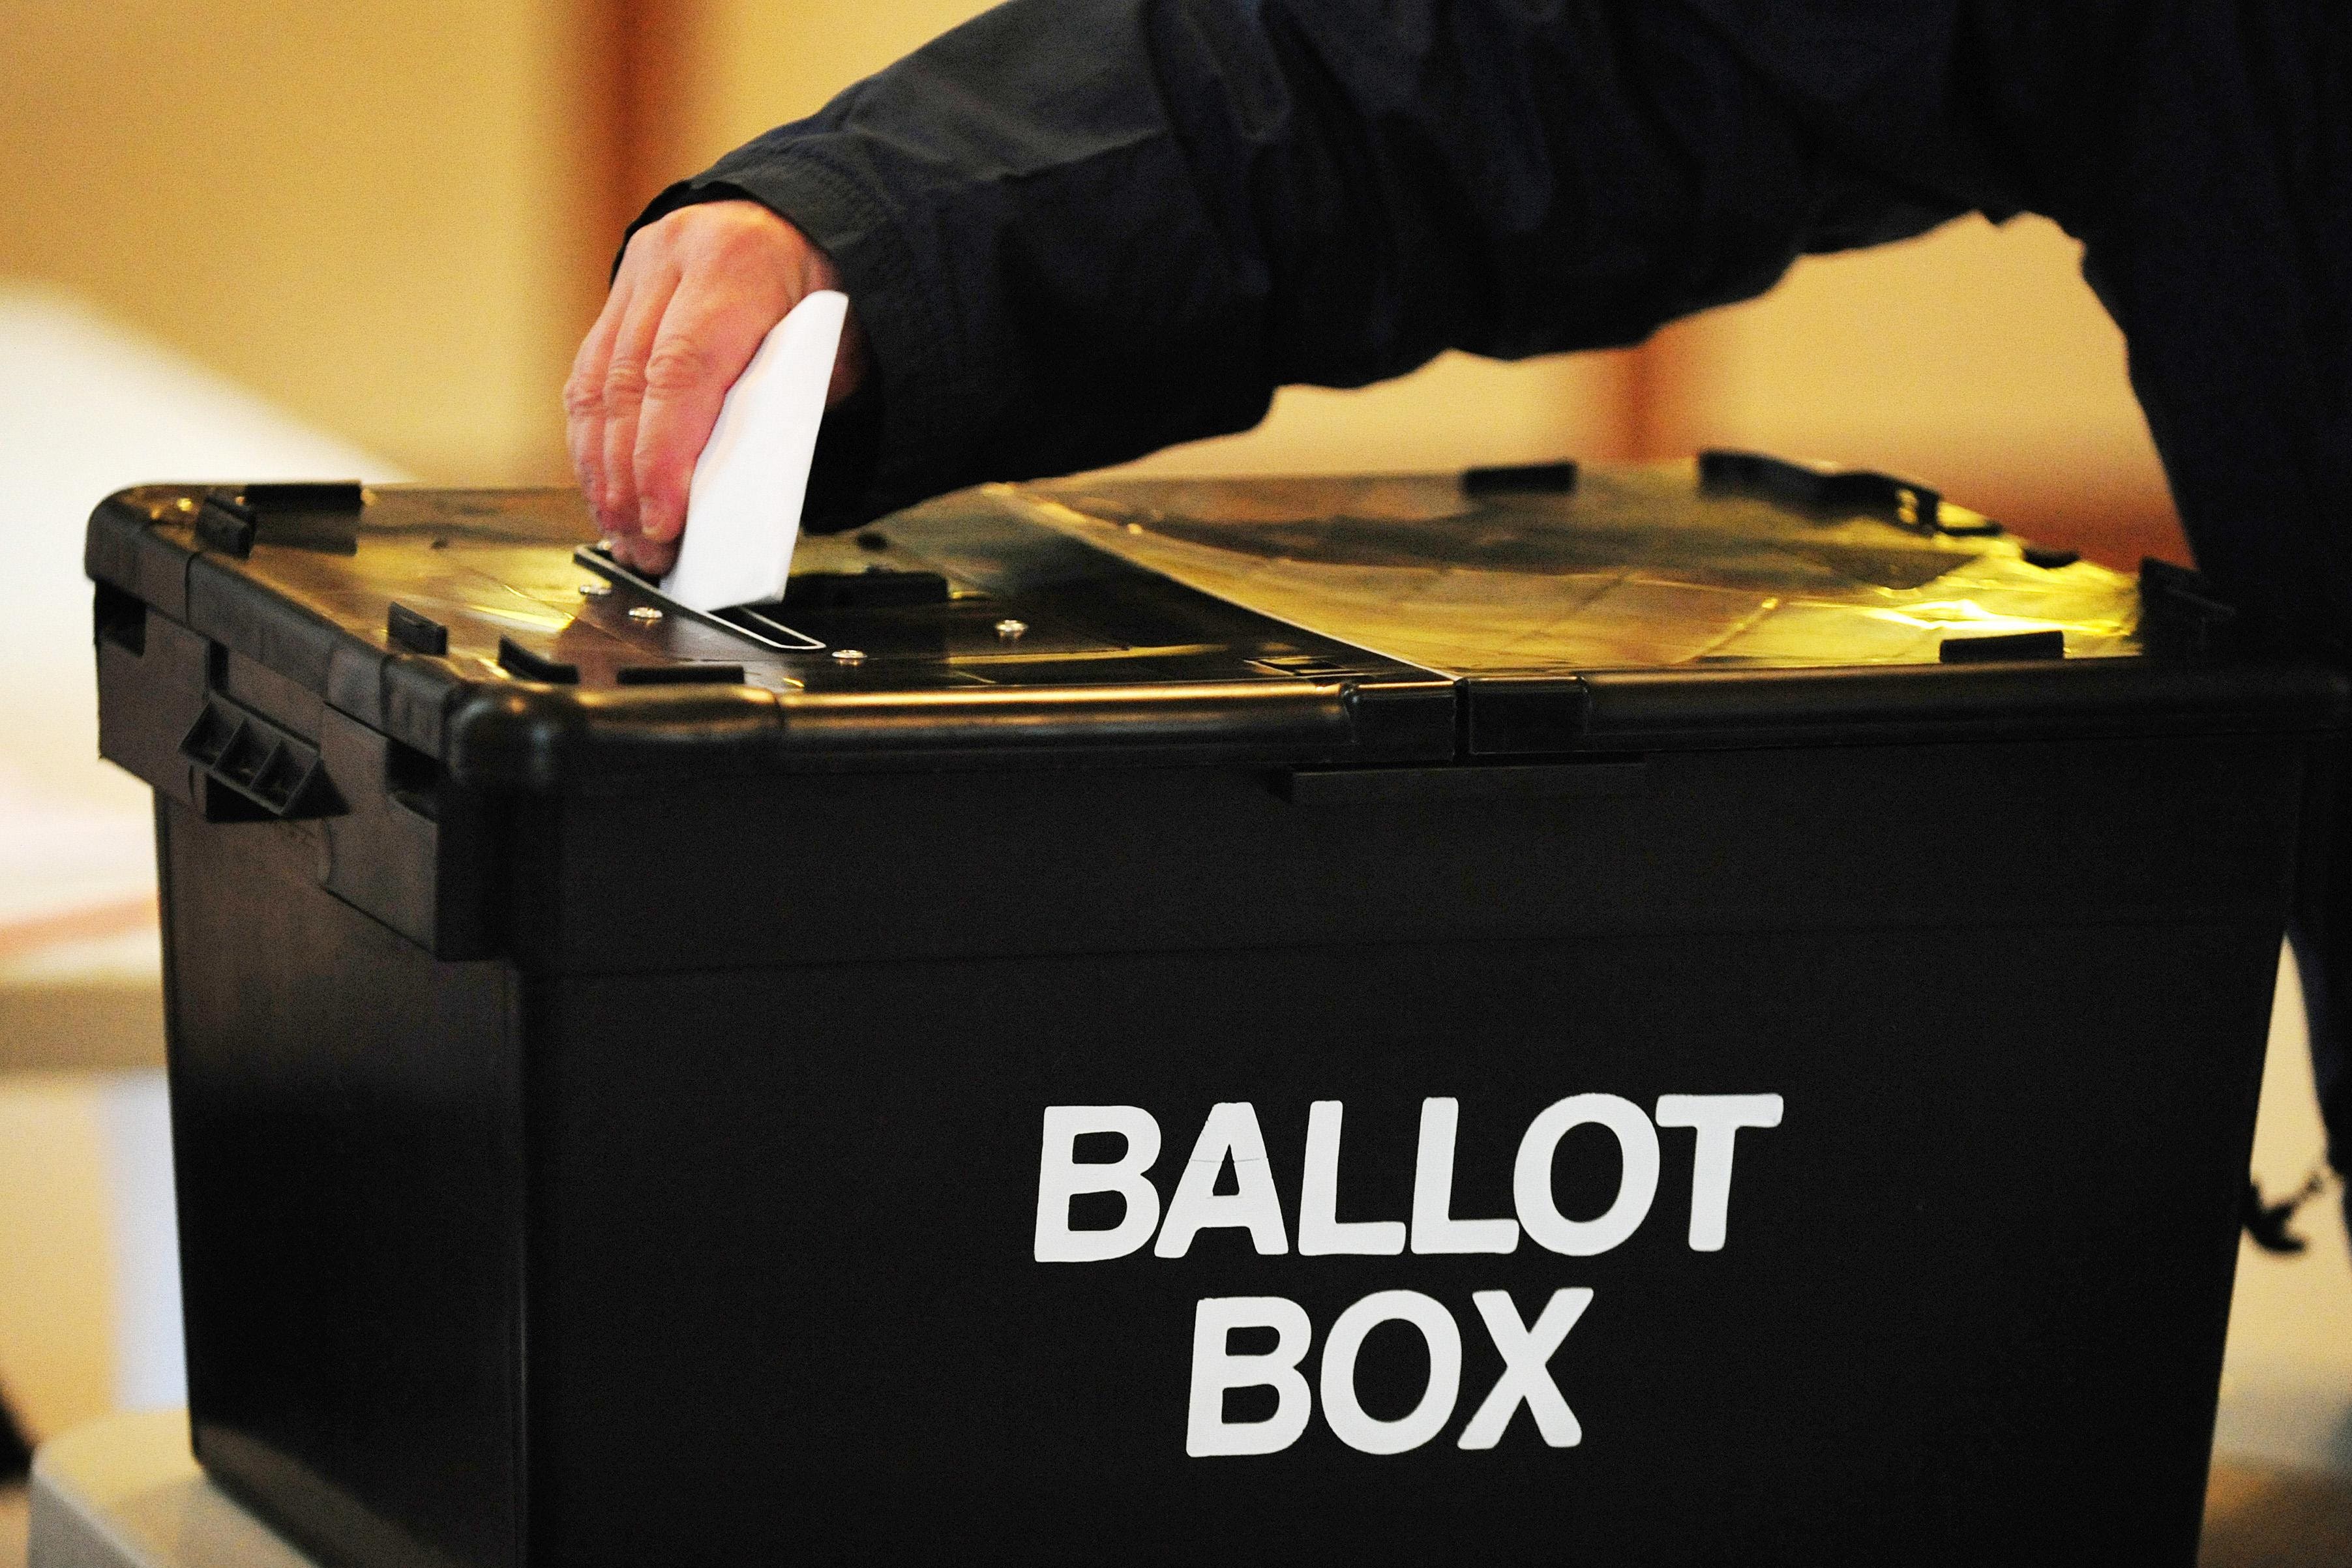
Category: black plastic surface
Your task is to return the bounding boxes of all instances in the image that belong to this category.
[91,461,2350,1565]
[777,567,951,609]
[194,496,256,558]
[179,695,336,820]
[499,732,2312,976]
[2142,557,2248,657]
[1461,458,1579,495]
[496,637,577,685]
[1939,629,2067,663]
[163,800,520,1568]
[87,471,2347,799]
[244,480,365,512]
[387,602,449,657]
[614,662,745,687]
[149,735,2306,1565]
[1697,449,1960,533]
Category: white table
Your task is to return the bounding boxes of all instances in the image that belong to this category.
[29,1412,311,1568]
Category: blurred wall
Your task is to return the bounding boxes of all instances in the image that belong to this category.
[0,0,603,484]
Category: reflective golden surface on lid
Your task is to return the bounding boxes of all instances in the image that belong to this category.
[1007,463,2140,676]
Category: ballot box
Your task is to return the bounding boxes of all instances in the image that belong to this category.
[86,457,2344,1566]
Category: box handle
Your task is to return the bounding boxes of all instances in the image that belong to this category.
[179,694,343,821]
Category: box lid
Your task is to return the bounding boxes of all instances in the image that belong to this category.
[85,457,2345,791]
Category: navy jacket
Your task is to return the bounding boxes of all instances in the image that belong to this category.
[634,1,2351,1168]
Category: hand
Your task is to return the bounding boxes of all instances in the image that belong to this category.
[565,200,866,577]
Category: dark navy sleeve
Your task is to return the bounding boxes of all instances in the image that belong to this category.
[634,0,2352,1177]
[2044,5,2352,645]
[631,0,2018,531]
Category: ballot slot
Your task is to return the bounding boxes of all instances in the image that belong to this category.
[578,531,1140,666]
[573,542,826,652]
[575,537,1287,676]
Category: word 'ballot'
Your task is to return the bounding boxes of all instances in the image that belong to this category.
[1032,1094,1785,1457]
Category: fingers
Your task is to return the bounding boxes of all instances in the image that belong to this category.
[612,531,679,578]
[631,288,779,544]
[566,201,863,565]
[563,273,632,524]
[595,264,681,542]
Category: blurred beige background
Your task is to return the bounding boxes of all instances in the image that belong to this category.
[0,1,611,484]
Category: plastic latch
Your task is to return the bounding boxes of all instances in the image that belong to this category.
[179,696,340,820]
[1697,449,1995,537]
[496,636,579,685]
[779,569,951,610]
[242,481,365,512]
[387,602,449,656]
[1939,629,2066,664]
[194,482,369,559]
[195,494,258,557]
[1463,460,1579,496]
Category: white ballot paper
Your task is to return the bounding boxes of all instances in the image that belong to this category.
[659,288,849,613]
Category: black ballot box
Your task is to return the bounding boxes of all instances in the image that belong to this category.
[87,456,2345,1566]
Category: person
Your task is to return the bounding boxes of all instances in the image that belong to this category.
[563,0,2349,1222]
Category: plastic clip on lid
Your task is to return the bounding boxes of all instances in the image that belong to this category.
[658,289,849,614]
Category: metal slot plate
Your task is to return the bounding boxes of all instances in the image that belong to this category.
[573,544,826,651]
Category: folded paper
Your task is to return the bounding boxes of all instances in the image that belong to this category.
[661,289,848,614]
